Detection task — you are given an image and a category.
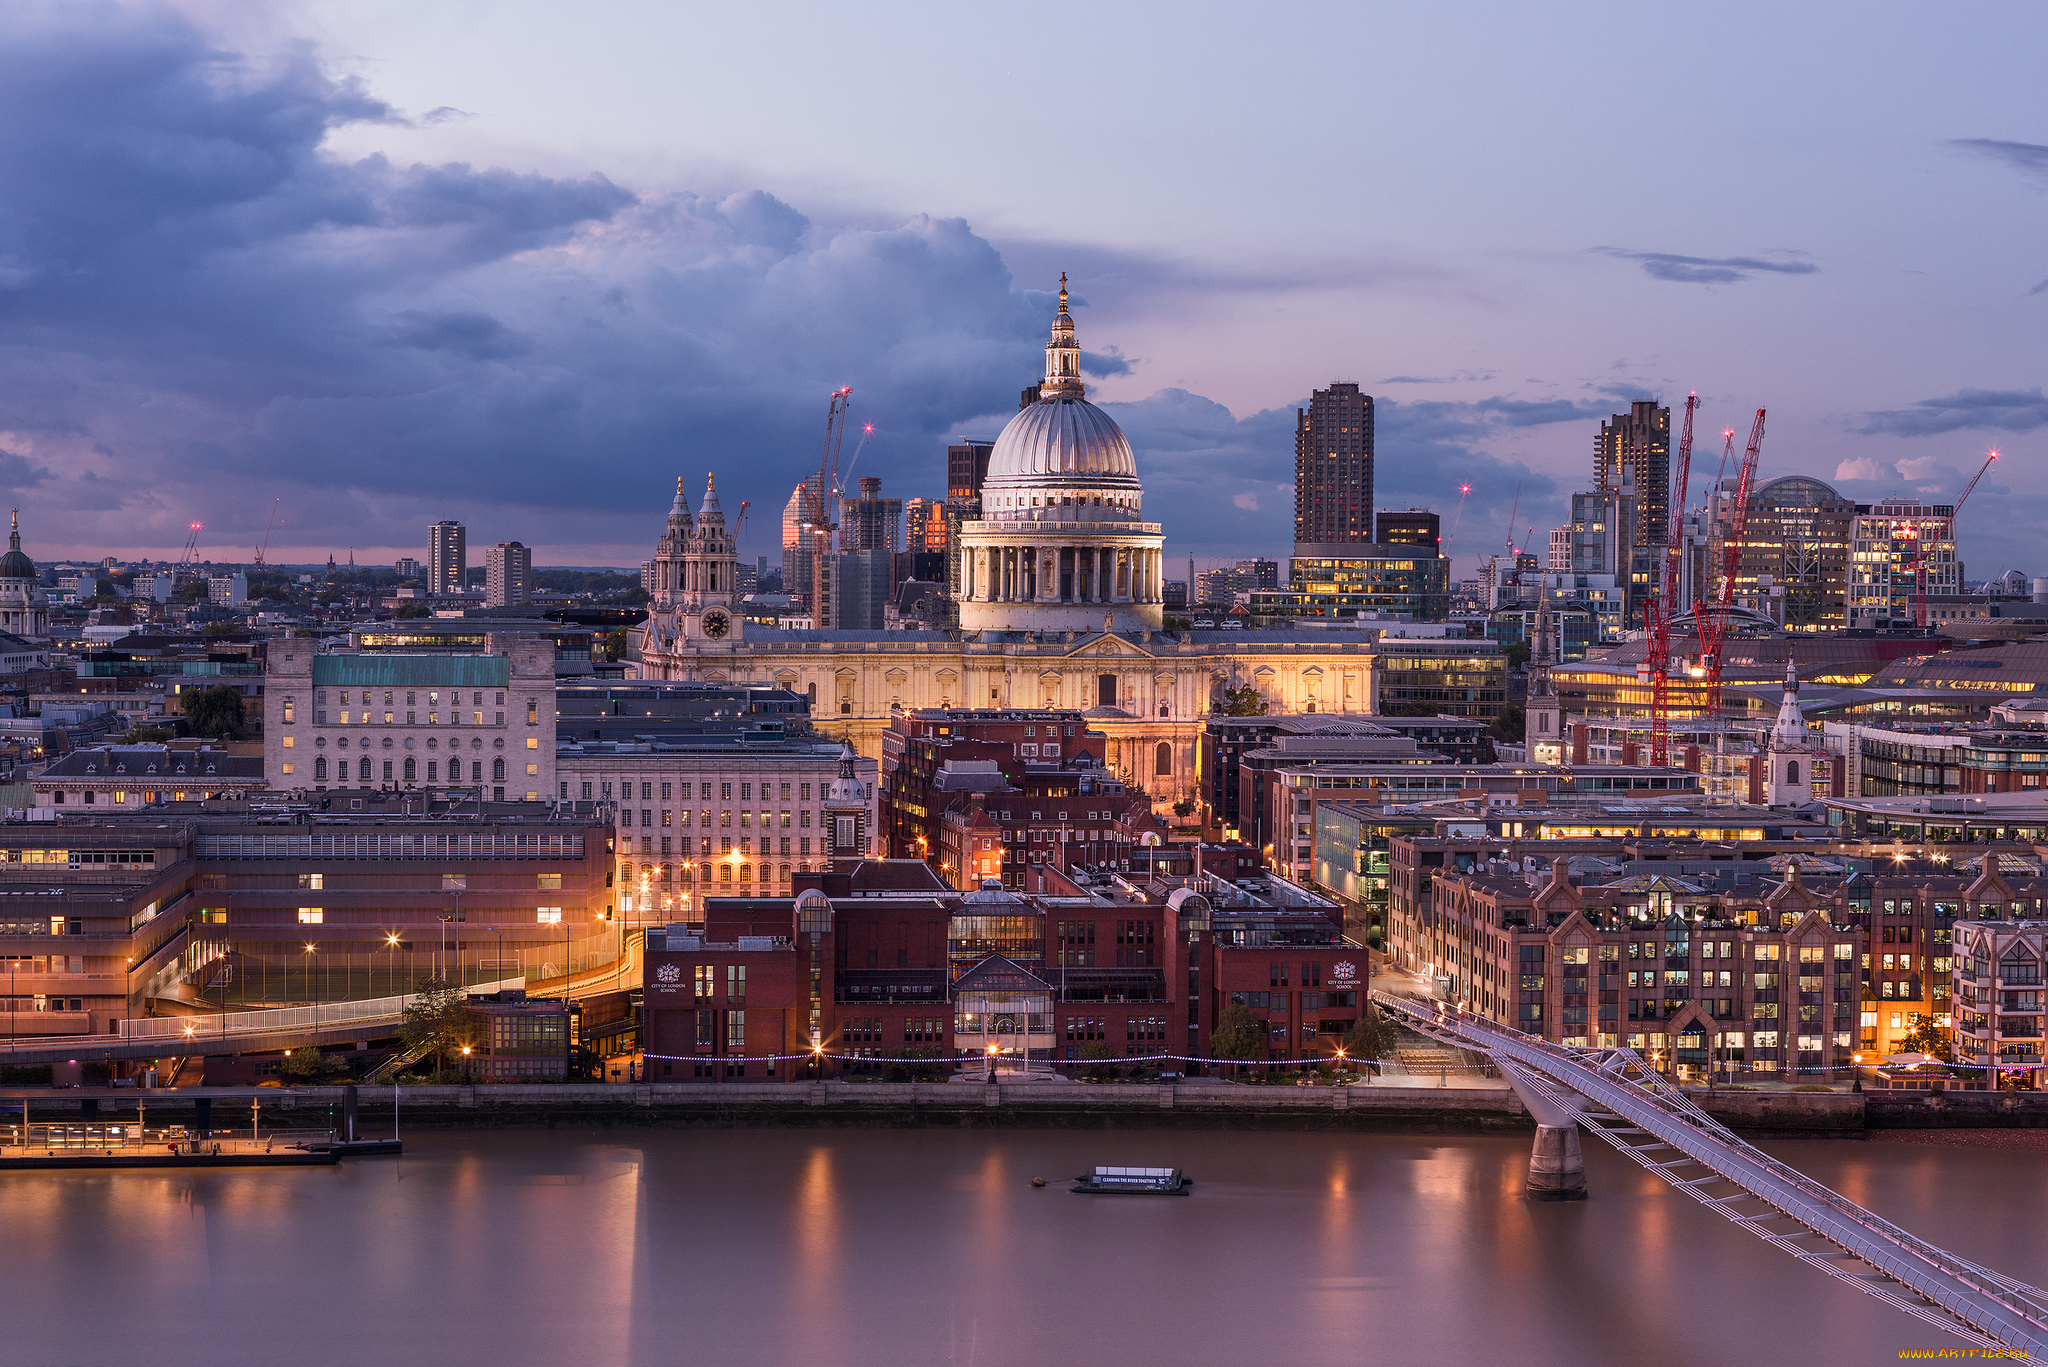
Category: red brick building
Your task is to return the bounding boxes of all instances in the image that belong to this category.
[879,708,1106,860]
[639,857,1362,1080]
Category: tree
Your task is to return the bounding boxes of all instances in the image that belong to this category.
[1162,615,1193,631]
[128,725,176,744]
[175,579,211,602]
[1504,640,1532,670]
[393,603,430,619]
[1899,1012,1953,1063]
[1078,1040,1119,1081]
[181,684,245,740]
[1170,798,1196,820]
[1211,1003,1266,1073]
[881,1045,947,1083]
[1489,705,1526,742]
[600,629,630,662]
[1341,1004,1397,1070]
[1219,683,1266,717]
[279,1047,329,1084]
[400,976,475,1079]
[200,623,239,638]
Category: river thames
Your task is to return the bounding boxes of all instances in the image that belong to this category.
[3,1128,2041,1365]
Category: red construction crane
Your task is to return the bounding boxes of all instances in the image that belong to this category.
[1646,392,1698,767]
[1908,449,1997,628]
[1697,409,1767,724]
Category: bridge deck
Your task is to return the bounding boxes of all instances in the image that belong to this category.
[1374,990,2048,1353]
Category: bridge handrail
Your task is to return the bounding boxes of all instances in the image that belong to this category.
[1373,990,2048,1347]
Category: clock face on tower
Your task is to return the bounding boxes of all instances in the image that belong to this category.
[700,608,731,640]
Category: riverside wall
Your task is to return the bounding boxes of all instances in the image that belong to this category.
[17,1081,2048,1135]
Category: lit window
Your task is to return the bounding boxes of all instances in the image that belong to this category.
[537,908,562,924]
[526,737,538,750]
[297,909,323,924]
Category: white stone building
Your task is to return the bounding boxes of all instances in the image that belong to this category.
[955,278,1165,634]
[264,640,557,800]
[556,736,876,922]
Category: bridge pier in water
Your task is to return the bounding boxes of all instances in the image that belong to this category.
[1525,1123,1587,1201]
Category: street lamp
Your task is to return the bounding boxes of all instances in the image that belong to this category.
[460,1044,473,1085]
[303,943,320,1004]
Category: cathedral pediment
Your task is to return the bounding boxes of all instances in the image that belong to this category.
[1062,632,1155,659]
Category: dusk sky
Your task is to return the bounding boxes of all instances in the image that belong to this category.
[5,2,2045,579]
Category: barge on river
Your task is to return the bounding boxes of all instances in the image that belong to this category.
[1070,1166,1191,1195]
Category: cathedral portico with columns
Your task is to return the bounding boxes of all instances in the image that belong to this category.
[630,279,1390,818]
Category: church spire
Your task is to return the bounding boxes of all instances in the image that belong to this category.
[8,508,18,552]
[1038,273,1085,401]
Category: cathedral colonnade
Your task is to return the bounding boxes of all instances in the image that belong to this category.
[961,541,1163,606]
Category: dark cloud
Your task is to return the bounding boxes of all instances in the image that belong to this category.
[0,5,1064,559]
[1857,388,2048,437]
[1081,346,1134,379]
[1592,247,1819,285]
[1379,371,1496,385]
[383,310,533,360]
[1472,397,1610,427]
[2028,279,2048,297]
[1952,138,2048,182]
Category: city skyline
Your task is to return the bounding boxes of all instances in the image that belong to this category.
[0,4,2042,580]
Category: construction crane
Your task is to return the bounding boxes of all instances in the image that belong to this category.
[801,387,853,621]
[1696,410,1767,724]
[253,498,279,567]
[1646,392,1699,767]
[1908,449,1997,628]
[733,500,750,538]
[179,521,202,569]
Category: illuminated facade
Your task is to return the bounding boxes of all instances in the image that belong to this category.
[1253,545,1450,621]
[955,278,1166,634]
[1723,476,1854,632]
[1849,499,1958,629]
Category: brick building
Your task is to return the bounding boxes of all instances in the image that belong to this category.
[637,858,1363,1080]
[0,796,612,1041]
[1408,853,1859,1078]
[879,708,1106,859]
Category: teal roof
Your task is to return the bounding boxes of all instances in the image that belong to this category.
[311,655,511,687]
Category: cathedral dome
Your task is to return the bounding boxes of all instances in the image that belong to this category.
[0,512,34,581]
[985,397,1136,484]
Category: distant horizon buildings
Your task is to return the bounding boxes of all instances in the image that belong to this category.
[428,520,466,595]
[486,540,531,608]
